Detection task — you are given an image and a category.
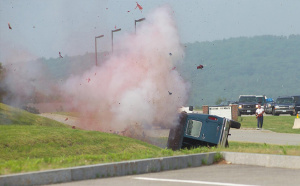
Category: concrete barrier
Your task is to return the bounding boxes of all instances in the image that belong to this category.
[222,152,300,169]
[0,152,217,186]
[1,152,299,186]
[293,118,300,129]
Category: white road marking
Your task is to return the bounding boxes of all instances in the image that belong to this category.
[133,177,259,186]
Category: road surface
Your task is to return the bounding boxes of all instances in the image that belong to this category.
[47,164,300,186]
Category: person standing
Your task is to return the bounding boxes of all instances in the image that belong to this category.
[256,104,264,130]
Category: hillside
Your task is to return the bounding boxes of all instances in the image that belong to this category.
[2,35,299,107]
[179,35,300,106]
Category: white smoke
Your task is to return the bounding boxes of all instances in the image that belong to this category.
[62,5,190,132]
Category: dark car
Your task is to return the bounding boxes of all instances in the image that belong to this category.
[292,95,300,114]
[238,95,258,116]
[273,96,296,116]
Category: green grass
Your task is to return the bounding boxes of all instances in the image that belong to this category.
[238,115,300,134]
[53,112,80,117]
[1,103,300,175]
[0,103,69,127]
[218,142,300,156]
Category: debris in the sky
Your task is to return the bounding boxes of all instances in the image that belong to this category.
[197,65,204,69]
[59,52,63,58]
[33,26,35,28]
[8,23,12,29]
[106,8,108,10]
[168,91,172,95]
[95,73,97,76]
[169,53,172,56]
[171,67,176,70]
[127,10,130,12]
[65,117,68,121]
[87,78,91,83]
[135,2,143,12]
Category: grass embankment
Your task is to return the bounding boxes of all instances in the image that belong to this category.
[238,115,300,134]
[0,103,213,175]
[0,103,300,175]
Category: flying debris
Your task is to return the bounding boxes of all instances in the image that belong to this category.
[171,67,176,70]
[197,65,204,69]
[87,78,91,83]
[169,53,172,56]
[59,52,63,58]
[65,117,68,121]
[8,22,12,29]
[135,2,143,12]
[168,91,172,95]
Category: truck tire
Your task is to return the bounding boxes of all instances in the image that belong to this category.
[230,120,241,129]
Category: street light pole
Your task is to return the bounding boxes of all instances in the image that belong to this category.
[95,35,104,66]
[111,28,121,53]
[135,18,145,34]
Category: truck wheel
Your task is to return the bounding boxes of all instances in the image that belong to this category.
[230,120,241,129]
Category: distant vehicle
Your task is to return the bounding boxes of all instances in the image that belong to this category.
[179,106,195,113]
[256,95,267,107]
[272,96,296,116]
[264,98,275,114]
[218,100,238,106]
[292,95,300,114]
[167,112,241,150]
[237,95,257,116]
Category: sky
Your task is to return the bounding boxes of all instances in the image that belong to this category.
[1,0,300,62]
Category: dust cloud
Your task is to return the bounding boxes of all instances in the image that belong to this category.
[1,6,190,144]
[62,5,190,136]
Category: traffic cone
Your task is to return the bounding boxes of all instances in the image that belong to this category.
[297,113,299,119]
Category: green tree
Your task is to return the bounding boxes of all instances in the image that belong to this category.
[215,97,227,105]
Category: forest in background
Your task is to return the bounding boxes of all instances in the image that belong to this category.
[1,35,300,107]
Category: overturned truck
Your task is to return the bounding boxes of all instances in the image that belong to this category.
[167,112,241,150]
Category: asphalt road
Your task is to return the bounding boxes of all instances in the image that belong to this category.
[47,164,300,186]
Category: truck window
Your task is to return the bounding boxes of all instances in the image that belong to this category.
[186,120,202,137]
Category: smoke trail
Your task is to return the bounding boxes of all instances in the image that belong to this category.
[62,5,190,134]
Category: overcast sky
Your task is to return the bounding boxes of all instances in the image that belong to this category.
[1,0,300,62]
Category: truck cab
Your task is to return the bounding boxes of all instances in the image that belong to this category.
[167,112,241,150]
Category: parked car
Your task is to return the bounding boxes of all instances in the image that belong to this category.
[292,95,300,114]
[218,100,238,106]
[237,95,257,116]
[256,95,267,107]
[272,96,296,116]
[264,98,275,114]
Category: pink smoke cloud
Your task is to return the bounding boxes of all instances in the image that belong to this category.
[62,5,190,133]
